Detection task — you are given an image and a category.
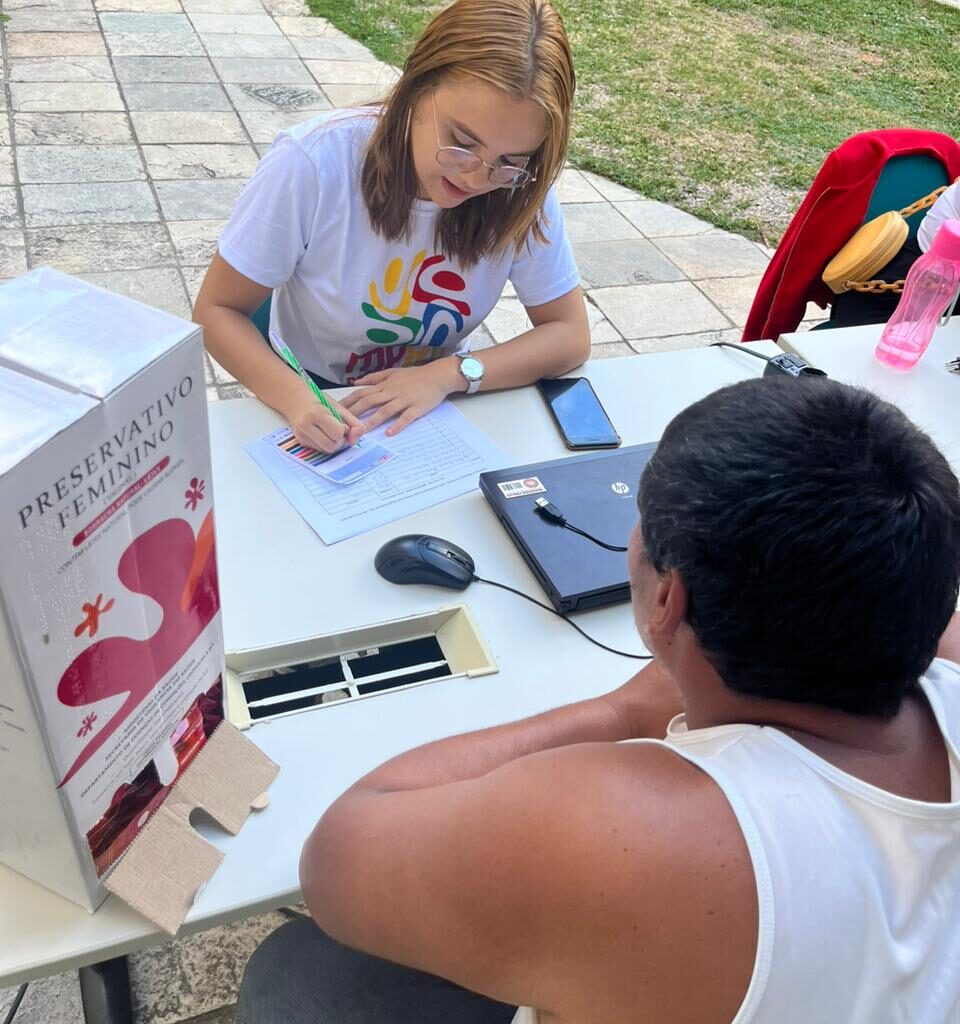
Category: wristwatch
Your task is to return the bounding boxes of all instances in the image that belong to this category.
[456,354,485,395]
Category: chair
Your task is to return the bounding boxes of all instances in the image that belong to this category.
[743,129,960,341]
[251,295,272,341]
[810,152,952,331]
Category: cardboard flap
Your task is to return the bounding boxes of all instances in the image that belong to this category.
[105,722,279,934]
[104,805,224,936]
[170,719,280,834]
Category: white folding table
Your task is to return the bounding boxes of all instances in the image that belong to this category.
[779,320,960,472]
[5,329,956,1021]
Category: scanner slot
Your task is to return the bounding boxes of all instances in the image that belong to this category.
[224,606,495,729]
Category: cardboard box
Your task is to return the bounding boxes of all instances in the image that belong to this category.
[0,268,225,912]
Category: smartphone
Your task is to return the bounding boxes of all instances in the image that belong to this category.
[536,377,621,450]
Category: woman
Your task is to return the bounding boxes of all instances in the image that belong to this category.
[194,0,589,452]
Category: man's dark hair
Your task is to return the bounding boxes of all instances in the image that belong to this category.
[638,377,960,718]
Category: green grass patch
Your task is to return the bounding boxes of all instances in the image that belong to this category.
[308,0,960,243]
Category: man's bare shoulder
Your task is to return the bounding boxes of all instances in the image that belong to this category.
[489,740,758,1024]
[501,739,754,911]
[507,736,734,829]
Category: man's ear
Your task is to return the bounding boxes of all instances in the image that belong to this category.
[646,568,688,644]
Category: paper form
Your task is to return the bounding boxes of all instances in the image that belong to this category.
[244,401,508,544]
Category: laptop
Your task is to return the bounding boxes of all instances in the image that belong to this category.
[479,444,657,614]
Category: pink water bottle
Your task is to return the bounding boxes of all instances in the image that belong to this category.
[874,218,960,371]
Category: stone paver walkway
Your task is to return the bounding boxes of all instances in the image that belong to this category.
[0,0,816,416]
[0,0,824,1019]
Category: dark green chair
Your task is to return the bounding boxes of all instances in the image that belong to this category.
[251,295,272,340]
[863,153,949,238]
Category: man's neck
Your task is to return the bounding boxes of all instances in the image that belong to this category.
[668,639,921,754]
[686,687,914,752]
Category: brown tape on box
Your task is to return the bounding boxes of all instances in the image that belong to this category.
[105,721,279,935]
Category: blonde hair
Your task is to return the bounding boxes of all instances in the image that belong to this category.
[361,0,575,268]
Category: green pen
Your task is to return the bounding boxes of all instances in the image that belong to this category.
[274,338,362,447]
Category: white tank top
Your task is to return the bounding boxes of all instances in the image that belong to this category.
[511,658,960,1024]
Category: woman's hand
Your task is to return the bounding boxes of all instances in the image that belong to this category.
[340,359,464,436]
[285,392,367,453]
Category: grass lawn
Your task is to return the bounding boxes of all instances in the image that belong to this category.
[306,0,960,244]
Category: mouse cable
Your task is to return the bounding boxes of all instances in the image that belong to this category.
[711,341,828,379]
[533,498,629,553]
[709,340,771,363]
[471,574,651,660]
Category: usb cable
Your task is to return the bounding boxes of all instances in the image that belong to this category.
[533,497,629,553]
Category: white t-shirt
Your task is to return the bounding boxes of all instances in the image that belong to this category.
[918,179,960,252]
[218,110,580,385]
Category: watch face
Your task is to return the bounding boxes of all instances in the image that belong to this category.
[460,357,484,380]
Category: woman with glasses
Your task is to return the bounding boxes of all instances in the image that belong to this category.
[195,0,588,454]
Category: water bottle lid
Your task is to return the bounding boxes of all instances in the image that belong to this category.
[928,218,960,261]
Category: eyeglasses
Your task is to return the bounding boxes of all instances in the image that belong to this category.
[432,93,535,189]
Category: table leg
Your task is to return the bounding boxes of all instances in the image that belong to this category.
[78,958,133,1024]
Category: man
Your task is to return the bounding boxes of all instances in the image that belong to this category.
[237,377,960,1024]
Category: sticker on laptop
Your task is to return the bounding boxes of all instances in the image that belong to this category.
[497,476,546,498]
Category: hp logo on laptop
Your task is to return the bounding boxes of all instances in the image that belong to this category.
[611,481,630,496]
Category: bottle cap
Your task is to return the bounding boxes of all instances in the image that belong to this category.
[928,218,960,262]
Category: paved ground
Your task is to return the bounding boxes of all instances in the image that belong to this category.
[0,0,823,413]
[0,0,824,1019]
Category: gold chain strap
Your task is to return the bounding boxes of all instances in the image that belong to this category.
[898,182,952,219]
[845,278,905,294]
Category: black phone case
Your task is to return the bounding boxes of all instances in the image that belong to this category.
[536,378,621,450]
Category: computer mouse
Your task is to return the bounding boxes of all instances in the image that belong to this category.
[374,534,476,590]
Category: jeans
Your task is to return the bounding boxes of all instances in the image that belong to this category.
[235,917,518,1024]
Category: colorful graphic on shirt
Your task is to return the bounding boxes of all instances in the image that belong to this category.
[345,250,472,383]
